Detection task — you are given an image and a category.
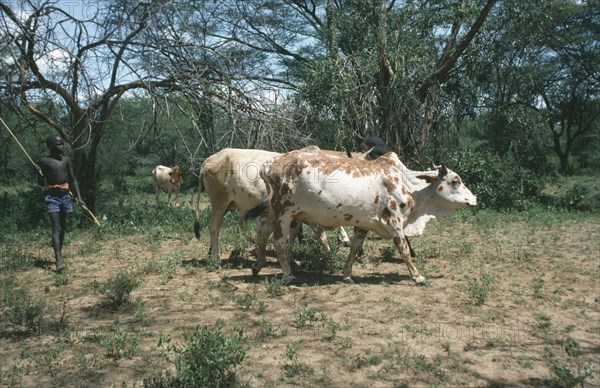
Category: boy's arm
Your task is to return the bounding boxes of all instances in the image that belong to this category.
[35,161,45,186]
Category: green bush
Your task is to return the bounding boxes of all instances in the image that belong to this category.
[147,320,247,387]
[92,270,141,308]
[445,150,544,210]
[0,188,48,232]
[554,185,600,211]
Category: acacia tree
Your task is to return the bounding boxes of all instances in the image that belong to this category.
[272,0,497,159]
[467,0,599,175]
[0,1,187,209]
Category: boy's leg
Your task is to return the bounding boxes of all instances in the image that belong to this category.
[49,211,64,270]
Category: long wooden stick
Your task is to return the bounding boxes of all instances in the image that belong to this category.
[1,115,100,226]
[0,115,42,175]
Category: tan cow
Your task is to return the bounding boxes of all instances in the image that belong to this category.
[248,146,477,285]
[193,148,358,263]
[152,165,182,206]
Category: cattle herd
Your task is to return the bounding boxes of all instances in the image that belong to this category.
[158,136,478,286]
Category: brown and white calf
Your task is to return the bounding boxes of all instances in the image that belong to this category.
[248,146,477,284]
[152,165,182,206]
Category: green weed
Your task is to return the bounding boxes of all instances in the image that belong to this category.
[468,270,494,305]
[544,344,594,387]
[101,319,140,360]
[263,277,287,296]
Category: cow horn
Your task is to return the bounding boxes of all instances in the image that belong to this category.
[363,147,375,160]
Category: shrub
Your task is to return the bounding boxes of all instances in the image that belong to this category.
[92,270,141,308]
[147,320,247,387]
[0,187,48,232]
[444,150,544,210]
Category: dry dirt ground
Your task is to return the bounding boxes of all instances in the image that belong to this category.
[1,205,599,387]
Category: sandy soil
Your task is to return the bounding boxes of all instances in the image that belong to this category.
[1,210,598,387]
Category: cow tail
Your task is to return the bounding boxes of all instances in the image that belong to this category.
[245,169,272,221]
[194,169,204,239]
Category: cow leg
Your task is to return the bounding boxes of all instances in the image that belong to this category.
[393,236,428,285]
[343,228,369,283]
[338,226,351,247]
[174,188,180,207]
[252,214,274,277]
[272,217,295,283]
[308,224,331,252]
[207,206,227,265]
[288,221,302,245]
[167,189,172,205]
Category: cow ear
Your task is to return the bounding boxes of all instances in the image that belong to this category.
[416,174,438,183]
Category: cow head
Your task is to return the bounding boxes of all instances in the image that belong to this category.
[416,164,477,209]
[169,166,182,185]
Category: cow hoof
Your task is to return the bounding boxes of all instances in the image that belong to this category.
[252,267,260,277]
[282,275,296,285]
[343,276,355,285]
[415,277,431,287]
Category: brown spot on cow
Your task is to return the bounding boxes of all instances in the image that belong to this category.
[438,186,444,192]
[382,207,392,224]
[344,214,353,221]
[382,176,397,193]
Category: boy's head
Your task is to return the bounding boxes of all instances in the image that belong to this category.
[45,135,65,154]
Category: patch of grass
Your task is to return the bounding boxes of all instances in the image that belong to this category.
[532,276,545,299]
[0,245,36,271]
[263,276,287,296]
[467,270,495,306]
[143,253,182,284]
[101,319,140,360]
[0,278,45,333]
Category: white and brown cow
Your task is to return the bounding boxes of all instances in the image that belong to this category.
[152,165,182,206]
[249,146,477,284]
[193,148,358,263]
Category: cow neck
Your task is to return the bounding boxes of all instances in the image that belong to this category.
[403,169,446,237]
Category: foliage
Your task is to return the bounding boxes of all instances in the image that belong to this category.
[147,320,247,388]
[101,319,140,360]
[445,149,544,210]
[0,278,45,333]
[92,271,141,308]
[544,344,594,388]
[467,270,494,306]
[289,237,345,276]
[263,277,287,296]
[0,186,50,232]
